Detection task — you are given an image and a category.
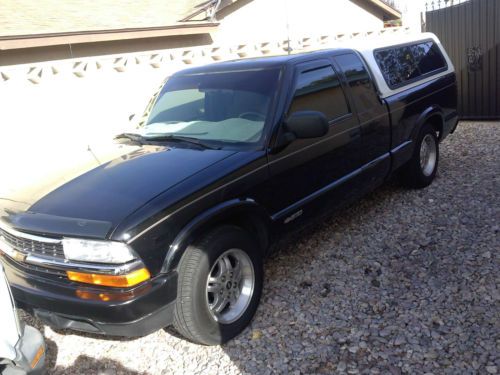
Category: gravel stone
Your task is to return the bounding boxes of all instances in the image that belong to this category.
[393,335,406,346]
[19,122,500,374]
[487,366,498,374]
[348,345,359,354]
[337,361,347,372]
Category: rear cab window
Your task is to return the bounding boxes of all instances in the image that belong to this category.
[374,40,447,89]
[334,53,380,114]
[289,65,350,122]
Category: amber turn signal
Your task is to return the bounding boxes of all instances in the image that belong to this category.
[31,345,45,369]
[67,268,150,287]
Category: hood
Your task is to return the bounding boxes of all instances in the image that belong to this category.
[0,143,235,238]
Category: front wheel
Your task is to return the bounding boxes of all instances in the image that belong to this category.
[173,225,263,345]
[400,123,439,189]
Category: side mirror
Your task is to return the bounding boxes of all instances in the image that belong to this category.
[128,113,136,122]
[285,111,329,139]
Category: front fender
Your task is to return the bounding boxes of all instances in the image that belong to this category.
[160,199,270,273]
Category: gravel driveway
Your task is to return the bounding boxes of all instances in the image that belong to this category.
[21,121,499,375]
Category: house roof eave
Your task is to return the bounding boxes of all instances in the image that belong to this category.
[0,23,219,50]
[365,0,402,20]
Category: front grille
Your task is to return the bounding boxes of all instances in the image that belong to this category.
[0,228,65,259]
[2,253,66,277]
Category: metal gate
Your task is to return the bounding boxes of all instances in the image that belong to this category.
[426,0,500,119]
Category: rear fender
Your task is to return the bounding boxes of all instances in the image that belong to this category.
[412,106,444,141]
[391,106,444,172]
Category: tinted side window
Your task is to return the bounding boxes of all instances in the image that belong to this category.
[410,41,446,75]
[375,41,447,88]
[335,53,379,112]
[289,66,349,121]
[374,46,419,88]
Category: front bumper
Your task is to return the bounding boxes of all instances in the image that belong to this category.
[3,257,177,337]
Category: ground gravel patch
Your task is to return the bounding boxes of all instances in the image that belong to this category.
[21,121,499,374]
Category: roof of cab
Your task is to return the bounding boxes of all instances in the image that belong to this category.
[173,48,354,75]
[173,32,454,100]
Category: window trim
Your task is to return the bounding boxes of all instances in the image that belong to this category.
[373,38,448,90]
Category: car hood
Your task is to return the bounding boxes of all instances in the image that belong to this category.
[0,143,235,238]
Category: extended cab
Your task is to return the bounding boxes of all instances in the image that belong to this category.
[0,33,458,345]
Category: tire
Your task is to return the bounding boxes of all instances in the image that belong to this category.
[400,123,439,189]
[173,225,263,345]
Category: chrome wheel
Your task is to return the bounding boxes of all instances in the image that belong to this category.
[206,248,255,324]
[420,133,437,176]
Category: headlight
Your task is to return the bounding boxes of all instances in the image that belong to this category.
[62,239,137,264]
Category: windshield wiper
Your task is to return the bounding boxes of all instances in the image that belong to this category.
[146,134,221,150]
[114,133,220,150]
[114,133,147,145]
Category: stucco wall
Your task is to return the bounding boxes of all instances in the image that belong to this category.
[213,0,385,44]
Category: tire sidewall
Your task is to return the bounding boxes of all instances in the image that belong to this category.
[418,124,439,183]
[405,123,439,188]
[182,227,263,345]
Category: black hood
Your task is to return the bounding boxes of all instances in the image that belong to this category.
[0,144,235,238]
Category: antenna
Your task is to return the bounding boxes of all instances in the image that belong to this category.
[284,0,291,55]
[87,145,101,165]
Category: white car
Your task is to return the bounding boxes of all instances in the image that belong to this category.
[0,263,45,375]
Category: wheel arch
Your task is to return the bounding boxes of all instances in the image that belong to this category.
[413,106,445,141]
[161,199,271,273]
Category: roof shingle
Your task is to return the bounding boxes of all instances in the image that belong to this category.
[0,0,204,36]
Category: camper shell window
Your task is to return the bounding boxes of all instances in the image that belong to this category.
[374,40,447,89]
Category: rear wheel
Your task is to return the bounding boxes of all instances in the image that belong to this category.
[173,225,263,345]
[400,123,439,189]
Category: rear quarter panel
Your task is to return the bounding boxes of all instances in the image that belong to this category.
[386,72,457,150]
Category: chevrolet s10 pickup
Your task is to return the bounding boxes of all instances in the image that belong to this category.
[0,33,458,345]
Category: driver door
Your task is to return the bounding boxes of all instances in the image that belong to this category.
[267,60,362,225]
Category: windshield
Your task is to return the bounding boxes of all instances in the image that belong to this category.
[141,68,281,147]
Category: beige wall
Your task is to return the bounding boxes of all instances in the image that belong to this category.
[213,0,385,45]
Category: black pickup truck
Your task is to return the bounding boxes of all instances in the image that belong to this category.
[0,33,458,345]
